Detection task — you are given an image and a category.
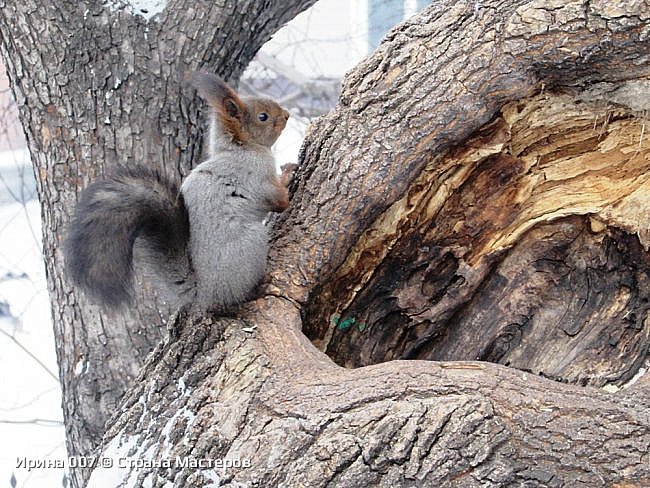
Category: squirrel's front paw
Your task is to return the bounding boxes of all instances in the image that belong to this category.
[280,163,298,185]
[281,163,298,174]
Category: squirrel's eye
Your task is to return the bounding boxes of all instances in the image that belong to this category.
[258,112,269,122]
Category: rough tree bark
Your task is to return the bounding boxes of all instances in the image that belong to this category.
[75,1,649,487]
[2,0,650,486]
[0,1,316,486]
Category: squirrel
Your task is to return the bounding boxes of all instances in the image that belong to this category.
[64,72,293,312]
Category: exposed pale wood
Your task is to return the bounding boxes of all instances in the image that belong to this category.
[277,0,650,388]
[305,91,650,387]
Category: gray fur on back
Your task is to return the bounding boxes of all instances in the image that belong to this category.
[181,141,278,310]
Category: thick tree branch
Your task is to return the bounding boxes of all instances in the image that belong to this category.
[265,0,650,387]
[93,299,650,486]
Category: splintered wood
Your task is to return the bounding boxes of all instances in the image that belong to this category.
[306,89,650,387]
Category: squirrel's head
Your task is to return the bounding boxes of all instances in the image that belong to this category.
[188,72,289,147]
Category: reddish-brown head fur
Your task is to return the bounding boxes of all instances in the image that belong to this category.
[188,72,289,147]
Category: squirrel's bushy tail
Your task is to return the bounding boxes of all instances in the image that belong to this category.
[64,166,190,308]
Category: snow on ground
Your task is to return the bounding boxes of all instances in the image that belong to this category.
[0,149,66,488]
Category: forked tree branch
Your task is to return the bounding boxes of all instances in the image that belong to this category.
[91,1,650,486]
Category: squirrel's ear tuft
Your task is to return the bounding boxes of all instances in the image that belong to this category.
[186,72,229,103]
[186,71,249,144]
[186,72,242,108]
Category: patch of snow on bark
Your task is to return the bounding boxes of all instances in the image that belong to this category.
[199,469,221,487]
[105,0,166,21]
[160,406,197,457]
[85,434,138,488]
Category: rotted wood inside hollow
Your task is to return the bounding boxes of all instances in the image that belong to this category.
[304,91,650,387]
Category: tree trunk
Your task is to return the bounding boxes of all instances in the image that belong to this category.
[0,1,316,486]
[79,0,650,487]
